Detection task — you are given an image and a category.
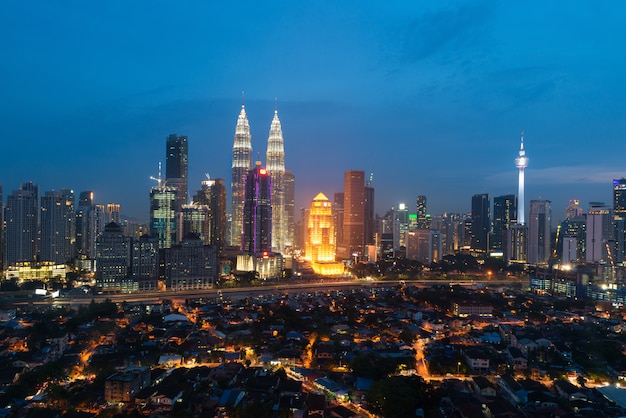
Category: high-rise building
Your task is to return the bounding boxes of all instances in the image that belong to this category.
[394,203,409,251]
[557,216,586,263]
[416,195,430,229]
[528,200,551,265]
[195,177,227,253]
[75,191,93,258]
[149,183,178,249]
[333,192,344,255]
[40,189,75,264]
[165,134,188,212]
[242,162,272,254]
[5,182,39,267]
[284,169,295,249]
[515,132,529,225]
[364,175,375,248]
[492,194,517,255]
[106,203,121,225]
[566,199,583,218]
[230,105,252,247]
[266,110,286,253]
[181,204,209,243]
[613,179,626,263]
[470,194,490,252]
[586,202,612,263]
[0,184,3,271]
[342,170,365,259]
[131,234,159,292]
[95,222,132,293]
[160,233,216,291]
[306,193,344,275]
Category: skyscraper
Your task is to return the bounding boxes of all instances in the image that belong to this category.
[40,189,75,264]
[470,194,490,252]
[586,202,612,263]
[266,109,286,253]
[492,194,517,255]
[5,182,39,267]
[165,134,188,212]
[515,132,529,225]
[95,222,132,293]
[306,193,344,275]
[342,170,365,259]
[613,179,626,263]
[364,176,375,248]
[106,203,121,225]
[416,195,430,229]
[149,182,178,250]
[231,104,252,247]
[195,177,227,254]
[242,162,272,254]
[284,169,295,249]
[528,199,551,265]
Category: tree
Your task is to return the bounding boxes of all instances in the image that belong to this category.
[366,375,441,418]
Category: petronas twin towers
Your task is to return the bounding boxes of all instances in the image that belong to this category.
[231,103,287,254]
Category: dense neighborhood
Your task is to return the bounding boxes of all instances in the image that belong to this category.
[0,278,626,417]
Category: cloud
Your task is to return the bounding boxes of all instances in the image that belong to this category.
[399,2,493,63]
[487,165,626,186]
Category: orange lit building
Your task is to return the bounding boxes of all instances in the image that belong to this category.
[306,193,344,275]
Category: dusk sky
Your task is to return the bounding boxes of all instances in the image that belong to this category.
[3,1,626,224]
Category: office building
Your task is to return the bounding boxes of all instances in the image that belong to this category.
[528,200,551,265]
[230,104,252,247]
[40,189,75,264]
[131,235,159,292]
[416,195,430,229]
[492,194,517,256]
[165,134,188,212]
[180,204,209,244]
[557,216,586,263]
[149,183,178,249]
[364,175,375,249]
[394,203,409,251]
[160,233,217,291]
[106,203,121,225]
[284,169,295,249]
[266,110,286,253]
[5,182,39,267]
[613,179,626,263]
[470,194,490,252]
[95,222,132,293]
[586,202,612,263]
[341,170,365,260]
[242,162,272,254]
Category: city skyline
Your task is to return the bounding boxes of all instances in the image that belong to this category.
[3,2,626,221]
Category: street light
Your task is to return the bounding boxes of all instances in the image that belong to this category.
[457,361,461,375]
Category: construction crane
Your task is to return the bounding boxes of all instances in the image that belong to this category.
[149,162,165,188]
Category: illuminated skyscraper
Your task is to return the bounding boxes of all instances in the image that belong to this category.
[528,199,551,265]
[165,134,188,212]
[471,193,490,252]
[242,162,272,254]
[613,179,626,263]
[5,182,39,266]
[106,203,121,224]
[230,104,252,247]
[40,189,75,264]
[284,169,295,249]
[266,109,286,253]
[306,193,344,275]
[416,195,430,229]
[181,204,209,243]
[149,182,178,250]
[515,132,529,225]
[342,170,365,259]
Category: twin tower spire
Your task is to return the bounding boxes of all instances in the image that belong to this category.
[230,101,286,253]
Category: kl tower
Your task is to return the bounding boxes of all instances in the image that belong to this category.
[515,131,529,225]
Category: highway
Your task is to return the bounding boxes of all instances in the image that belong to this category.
[3,276,525,308]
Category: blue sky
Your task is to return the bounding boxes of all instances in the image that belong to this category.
[2,1,626,223]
